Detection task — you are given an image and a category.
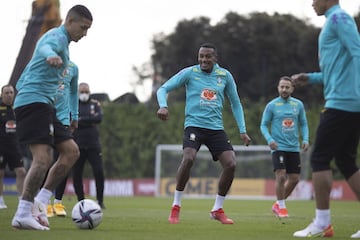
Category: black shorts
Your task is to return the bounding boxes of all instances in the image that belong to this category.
[311,108,360,175]
[0,144,23,170]
[15,103,73,147]
[272,151,300,174]
[183,127,233,161]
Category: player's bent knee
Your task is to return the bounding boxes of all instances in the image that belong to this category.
[181,157,195,168]
[223,160,236,172]
[65,144,80,161]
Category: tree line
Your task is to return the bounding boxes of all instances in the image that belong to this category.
[99,11,360,179]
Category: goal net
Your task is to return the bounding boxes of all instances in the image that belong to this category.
[156,144,297,199]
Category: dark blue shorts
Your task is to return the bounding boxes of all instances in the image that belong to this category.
[183,127,233,161]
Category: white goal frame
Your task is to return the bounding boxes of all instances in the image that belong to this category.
[154,144,273,197]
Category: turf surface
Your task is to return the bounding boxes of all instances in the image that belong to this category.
[0,195,358,240]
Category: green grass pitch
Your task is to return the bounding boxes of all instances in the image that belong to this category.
[0,195,358,240]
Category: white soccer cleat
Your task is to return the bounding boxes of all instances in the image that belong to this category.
[12,216,49,230]
[351,230,360,238]
[0,201,8,209]
[32,200,50,227]
[293,222,334,237]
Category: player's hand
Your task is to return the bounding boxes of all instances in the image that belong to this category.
[291,73,308,87]
[69,120,78,132]
[46,56,63,68]
[240,133,251,146]
[157,107,169,121]
[269,141,278,150]
[302,143,309,152]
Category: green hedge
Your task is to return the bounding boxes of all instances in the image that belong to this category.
[98,101,358,179]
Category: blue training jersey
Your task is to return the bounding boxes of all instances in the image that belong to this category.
[55,61,79,126]
[308,5,360,112]
[260,96,309,152]
[157,64,247,133]
[15,25,70,108]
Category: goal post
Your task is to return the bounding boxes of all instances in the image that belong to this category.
[155,144,312,199]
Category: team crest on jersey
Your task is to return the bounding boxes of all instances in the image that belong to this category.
[201,89,217,100]
[216,77,224,86]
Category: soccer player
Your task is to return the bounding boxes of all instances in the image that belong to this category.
[46,61,79,217]
[0,85,26,208]
[157,43,251,224]
[291,0,360,238]
[11,5,92,230]
[260,76,309,218]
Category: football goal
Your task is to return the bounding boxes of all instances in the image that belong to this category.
[154,144,311,199]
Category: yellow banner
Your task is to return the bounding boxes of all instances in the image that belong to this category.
[160,178,265,196]
[230,179,264,196]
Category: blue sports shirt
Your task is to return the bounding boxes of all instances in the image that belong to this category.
[15,25,70,108]
[307,5,360,112]
[157,64,247,133]
[260,96,309,152]
[55,61,79,126]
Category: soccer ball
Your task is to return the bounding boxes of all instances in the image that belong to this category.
[71,199,103,229]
